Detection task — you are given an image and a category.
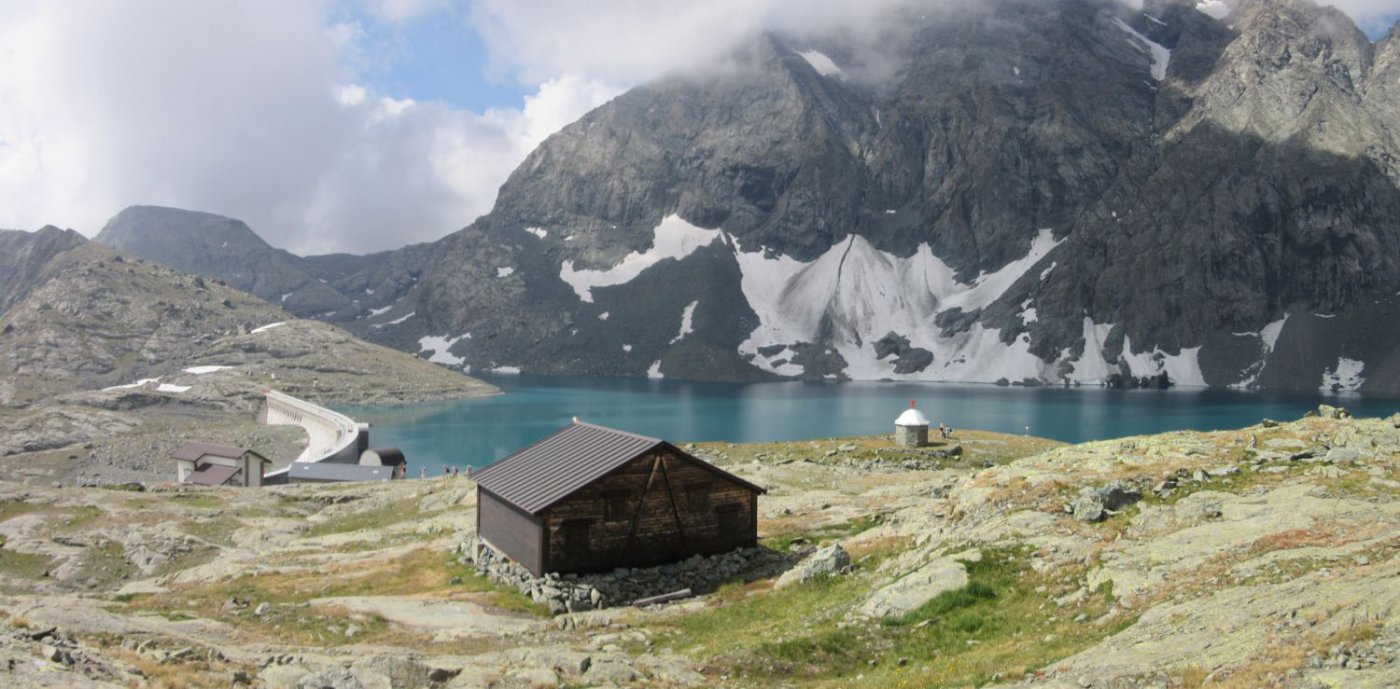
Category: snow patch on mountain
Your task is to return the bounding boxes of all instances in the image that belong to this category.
[104,378,160,391]
[1120,336,1206,387]
[183,365,231,375]
[1195,1,1229,20]
[497,266,514,278]
[419,334,468,366]
[525,227,547,239]
[1321,357,1366,392]
[373,312,415,328]
[798,50,844,78]
[560,215,720,302]
[1112,17,1171,81]
[1063,319,1204,385]
[734,229,1063,381]
[670,301,699,344]
[1230,314,1291,389]
[647,361,664,379]
[1071,318,1118,383]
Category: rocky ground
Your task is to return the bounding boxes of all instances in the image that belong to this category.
[0,408,1396,688]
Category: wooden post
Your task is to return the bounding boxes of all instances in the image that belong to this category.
[633,588,692,607]
[623,454,661,552]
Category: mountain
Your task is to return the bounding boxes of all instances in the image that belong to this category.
[0,226,496,480]
[97,0,1400,393]
[94,206,429,323]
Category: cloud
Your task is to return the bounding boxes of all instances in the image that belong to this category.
[1319,1,1400,35]
[0,0,617,254]
[466,0,932,85]
[0,0,1394,254]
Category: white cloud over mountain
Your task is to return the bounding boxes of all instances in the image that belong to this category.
[0,0,619,253]
[0,0,1394,254]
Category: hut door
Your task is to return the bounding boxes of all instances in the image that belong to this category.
[563,520,590,561]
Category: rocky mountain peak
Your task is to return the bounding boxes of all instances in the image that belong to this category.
[87,0,1400,393]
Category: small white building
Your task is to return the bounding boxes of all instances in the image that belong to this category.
[894,402,930,447]
[170,442,271,488]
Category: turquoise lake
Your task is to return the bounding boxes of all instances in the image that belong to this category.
[341,375,1400,474]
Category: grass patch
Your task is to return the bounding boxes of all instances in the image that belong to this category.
[885,580,997,627]
[183,519,239,548]
[70,541,138,590]
[167,493,226,510]
[58,505,105,532]
[83,634,260,689]
[0,500,43,524]
[672,547,1134,688]
[765,514,886,553]
[117,548,546,647]
[694,431,1064,472]
[0,544,54,582]
[304,496,425,537]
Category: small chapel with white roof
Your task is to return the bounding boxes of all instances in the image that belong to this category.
[894,401,930,447]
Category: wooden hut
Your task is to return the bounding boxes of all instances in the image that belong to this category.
[473,421,766,576]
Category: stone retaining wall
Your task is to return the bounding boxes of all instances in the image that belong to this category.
[458,535,789,615]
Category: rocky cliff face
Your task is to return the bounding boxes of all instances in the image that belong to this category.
[394,0,1400,393]
[94,0,1400,393]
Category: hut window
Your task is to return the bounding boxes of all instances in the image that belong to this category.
[716,504,741,533]
[685,483,711,513]
[563,520,590,559]
[602,491,629,522]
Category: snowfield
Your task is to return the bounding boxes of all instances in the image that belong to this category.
[560,215,720,302]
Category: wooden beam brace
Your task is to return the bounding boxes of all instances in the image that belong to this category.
[623,454,661,552]
[659,454,689,552]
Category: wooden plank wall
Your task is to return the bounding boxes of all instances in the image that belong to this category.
[542,448,758,573]
[478,487,546,575]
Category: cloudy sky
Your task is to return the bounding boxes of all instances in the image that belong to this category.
[1,0,1397,255]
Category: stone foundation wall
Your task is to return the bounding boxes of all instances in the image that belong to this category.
[458,534,788,616]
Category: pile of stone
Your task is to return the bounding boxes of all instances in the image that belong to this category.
[458,535,788,615]
[1069,481,1143,522]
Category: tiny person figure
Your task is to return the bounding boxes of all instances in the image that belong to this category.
[938,422,948,440]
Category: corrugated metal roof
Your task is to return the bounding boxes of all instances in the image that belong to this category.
[288,462,394,482]
[171,442,246,461]
[187,463,240,486]
[474,421,765,515]
[474,422,661,514]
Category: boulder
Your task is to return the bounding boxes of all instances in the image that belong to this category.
[860,552,972,618]
[297,666,364,689]
[583,660,640,685]
[774,544,851,589]
[1098,482,1142,510]
[1317,405,1351,420]
[1071,493,1105,522]
[350,656,435,689]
